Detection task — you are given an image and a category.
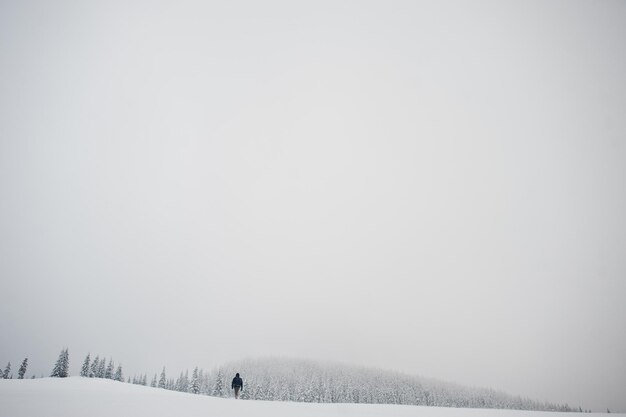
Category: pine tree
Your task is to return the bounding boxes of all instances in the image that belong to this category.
[213,368,225,397]
[175,372,181,391]
[105,359,114,379]
[141,374,147,386]
[3,362,10,379]
[190,367,200,394]
[151,374,157,387]
[158,367,166,389]
[176,370,189,392]
[62,348,70,377]
[114,365,123,382]
[51,348,69,377]
[18,358,28,379]
[80,354,90,377]
[97,356,106,378]
[90,356,99,378]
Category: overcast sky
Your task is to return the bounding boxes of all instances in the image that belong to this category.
[1,0,625,412]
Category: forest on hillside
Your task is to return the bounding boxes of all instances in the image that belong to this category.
[204,358,576,412]
[28,351,578,412]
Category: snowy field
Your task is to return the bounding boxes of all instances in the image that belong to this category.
[0,377,618,417]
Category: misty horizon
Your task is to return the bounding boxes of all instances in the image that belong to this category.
[1,0,625,414]
[0,350,598,411]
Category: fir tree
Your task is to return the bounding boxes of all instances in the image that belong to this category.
[175,372,183,391]
[151,374,157,387]
[80,354,90,377]
[213,368,225,397]
[158,367,166,389]
[90,356,99,378]
[190,367,200,394]
[97,356,106,378]
[176,370,189,392]
[141,374,147,386]
[18,358,28,379]
[114,365,123,382]
[105,359,114,379]
[3,362,10,379]
[50,348,69,377]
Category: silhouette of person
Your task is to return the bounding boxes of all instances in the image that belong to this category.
[231,372,243,399]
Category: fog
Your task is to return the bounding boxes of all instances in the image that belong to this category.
[1,0,625,412]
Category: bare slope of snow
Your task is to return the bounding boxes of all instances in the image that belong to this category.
[0,378,618,417]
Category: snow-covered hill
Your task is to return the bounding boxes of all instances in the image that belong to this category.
[0,377,617,417]
[211,357,571,411]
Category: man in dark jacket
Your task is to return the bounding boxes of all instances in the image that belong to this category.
[231,373,243,399]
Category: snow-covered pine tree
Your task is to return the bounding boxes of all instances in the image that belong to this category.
[18,358,28,379]
[50,348,69,377]
[80,354,90,377]
[175,372,182,391]
[199,370,209,394]
[166,378,175,390]
[178,370,189,392]
[141,374,147,386]
[3,362,10,379]
[90,356,99,377]
[105,359,114,379]
[158,367,166,389]
[96,356,106,378]
[151,374,157,387]
[114,365,123,382]
[213,368,225,397]
[62,348,69,377]
[50,352,60,377]
[198,369,207,394]
[190,367,200,394]
[240,378,251,400]
[175,372,184,392]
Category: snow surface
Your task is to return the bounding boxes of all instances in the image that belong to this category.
[0,377,618,417]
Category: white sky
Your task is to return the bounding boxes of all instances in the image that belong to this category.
[1,0,625,412]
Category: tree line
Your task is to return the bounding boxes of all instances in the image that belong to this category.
[2,358,29,379]
[78,352,124,381]
[4,350,597,413]
[206,357,586,412]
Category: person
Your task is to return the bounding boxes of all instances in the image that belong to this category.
[231,372,243,399]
